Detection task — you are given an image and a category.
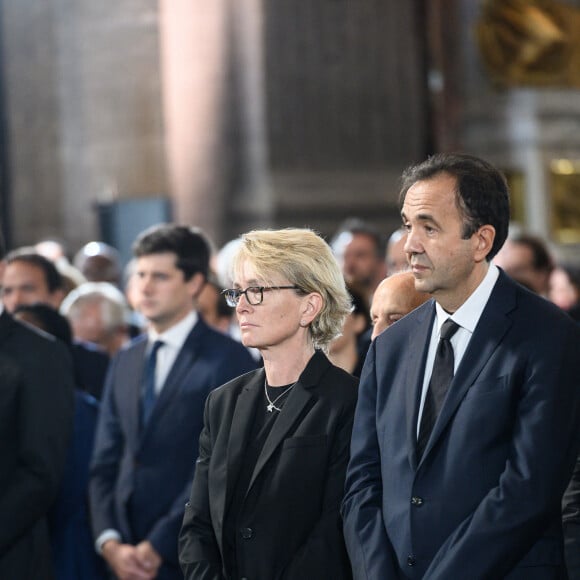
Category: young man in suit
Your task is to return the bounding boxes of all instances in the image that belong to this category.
[89,224,256,580]
[342,154,580,579]
[0,230,75,579]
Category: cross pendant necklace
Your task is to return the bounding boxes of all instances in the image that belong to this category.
[264,379,296,412]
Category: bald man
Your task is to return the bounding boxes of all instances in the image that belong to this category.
[370,271,430,340]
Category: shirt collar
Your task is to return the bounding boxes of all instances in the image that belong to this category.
[435,263,499,334]
[148,310,198,350]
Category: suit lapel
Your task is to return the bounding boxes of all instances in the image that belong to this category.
[418,272,516,464]
[127,338,148,440]
[140,321,205,437]
[247,385,313,494]
[406,302,436,470]
[246,351,329,495]
[220,370,265,526]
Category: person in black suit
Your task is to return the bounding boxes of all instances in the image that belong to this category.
[13,303,107,580]
[90,224,257,580]
[0,230,75,579]
[342,153,580,579]
[179,228,358,580]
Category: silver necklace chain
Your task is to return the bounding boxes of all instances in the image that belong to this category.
[264,380,296,413]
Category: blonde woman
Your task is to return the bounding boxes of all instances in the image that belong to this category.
[179,228,357,580]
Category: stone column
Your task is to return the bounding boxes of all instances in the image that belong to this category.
[158,0,232,246]
[226,0,274,237]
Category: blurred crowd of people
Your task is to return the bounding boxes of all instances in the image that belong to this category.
[1,152,580,579]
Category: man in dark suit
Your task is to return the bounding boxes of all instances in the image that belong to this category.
[0,231,75,579]
[89,224,256,580]
[342,153,580,579]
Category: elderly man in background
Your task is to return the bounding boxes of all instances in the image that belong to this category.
[60,281,131,356]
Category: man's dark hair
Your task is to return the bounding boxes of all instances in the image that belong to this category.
[0,227,5,260]
[511,233,554,273]
[399,153,510,261]
[5,251,64,292]
[132,223,210,281]
[331,218,387,259]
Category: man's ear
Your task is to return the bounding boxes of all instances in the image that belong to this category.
[0,260,5,285]
[474,225,496,263]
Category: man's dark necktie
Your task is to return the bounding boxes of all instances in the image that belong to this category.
[142,340,164,427]
[417,319,460,460]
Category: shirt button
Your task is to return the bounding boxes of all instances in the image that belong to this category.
[240,527,254,539]
[407,555,416,567]
[411,496,424,506]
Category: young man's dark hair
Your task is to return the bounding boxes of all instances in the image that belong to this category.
[0,228,5,259]
[5,251,64,292]
[399,153,510,261]
[132,224,210,281]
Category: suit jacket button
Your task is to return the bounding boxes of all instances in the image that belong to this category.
[411,496,424,506]
[240,527,254,539]
[407,555,416,566]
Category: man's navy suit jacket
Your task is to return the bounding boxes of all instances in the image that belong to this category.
[89,316,257,580]
[342,271,580,579]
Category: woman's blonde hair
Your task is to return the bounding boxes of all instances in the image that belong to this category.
[232,228,352,351]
